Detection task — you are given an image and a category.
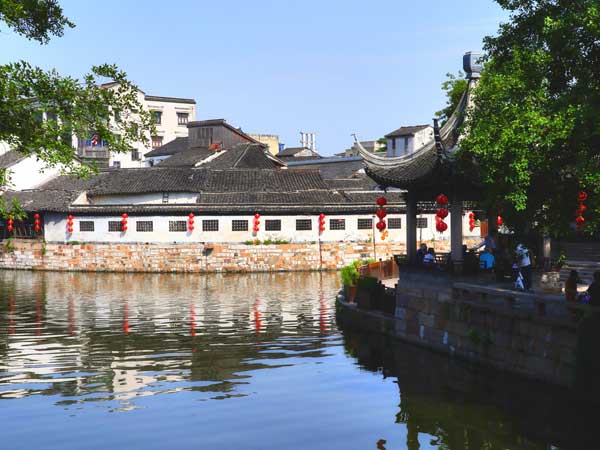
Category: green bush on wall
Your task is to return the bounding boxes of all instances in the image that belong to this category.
[341,264,359,287]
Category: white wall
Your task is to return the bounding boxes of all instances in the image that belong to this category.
[110,97,196,169]
[8,157,62,190]
[90,192,198,205]
[43,212,480,245]
[386,127,434,157]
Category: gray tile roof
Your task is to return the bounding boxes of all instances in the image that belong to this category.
[0,150,26,169]
[385,125,430,138]
[287,157,365,179]
[145,137,190,158]
[156,143,284,169]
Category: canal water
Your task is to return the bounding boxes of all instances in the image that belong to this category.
[0,271,595,449]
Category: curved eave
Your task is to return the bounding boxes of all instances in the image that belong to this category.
[354,78,474,186]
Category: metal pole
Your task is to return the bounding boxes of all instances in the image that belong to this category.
[372,214,377,262]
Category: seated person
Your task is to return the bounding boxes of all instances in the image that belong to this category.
[416,243,428,263]
[479,248,495,270]
[423,248,436,265]
[564,270,580,303]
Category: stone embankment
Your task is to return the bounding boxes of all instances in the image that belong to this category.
[0,239,408,272]
[337,271,600,387]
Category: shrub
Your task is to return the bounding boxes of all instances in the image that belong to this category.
[341,264,360,286]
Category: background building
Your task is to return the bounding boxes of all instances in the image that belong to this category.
[385,125,433,157]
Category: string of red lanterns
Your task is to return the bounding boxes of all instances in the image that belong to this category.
[6,214,13,233]
[576,190,587,230]
[375,196,387,237]
[33,213,41,233]
[318,213,326,234]
[435,194,448,233]
[253,213,260,234]
[66,215,74,234]
[468,212,478,232]
[188,213,195,232]
[121,213,128,232]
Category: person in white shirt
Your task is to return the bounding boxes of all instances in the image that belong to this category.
[515,243,532,291]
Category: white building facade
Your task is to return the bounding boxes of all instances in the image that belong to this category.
[385,125,434,157]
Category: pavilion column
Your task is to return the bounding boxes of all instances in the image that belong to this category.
[450,200,463,273]
[406,190,418,263]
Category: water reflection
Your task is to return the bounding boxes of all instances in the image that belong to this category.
[0,271,338,409]
[341,325,598,450]
[1,270,596,450]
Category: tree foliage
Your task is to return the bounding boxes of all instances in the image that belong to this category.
[0,0,73,43]
[436,71,468,125]
[0,0,153,218]
[459,0,600,237]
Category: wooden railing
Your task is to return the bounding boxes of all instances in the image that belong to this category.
[357,258,397,280]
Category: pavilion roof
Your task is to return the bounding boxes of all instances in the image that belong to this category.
[356,78,475,192]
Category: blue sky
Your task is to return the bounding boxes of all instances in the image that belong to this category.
[1,0,507,155]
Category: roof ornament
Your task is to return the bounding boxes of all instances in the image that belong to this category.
[433,118,447,162]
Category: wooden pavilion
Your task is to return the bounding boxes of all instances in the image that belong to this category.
[355,52,487,271]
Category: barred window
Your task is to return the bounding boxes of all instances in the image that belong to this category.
[202,219,219,232]
[265,219,281,231]
[329,219,345,230]
[416,217,428,228]
[232,220,248,231]
[296,219,312,231]
[79,221,94,232]
[136,221,153,232]
[388,218,402,229]
[108,221,122,232]
[177,113,189,125]
[169,220,187,232]
[357,218,373,230]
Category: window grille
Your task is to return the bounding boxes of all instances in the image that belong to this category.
[169,221,187,232]
[136,221,153,232]
[388,218,402,229]
[329,219,345,230]
[357,218,373,230]
[232,220,248,231]
[151,136,163,148]
[108,221,122,232]
[79,221,94,232]
[177,113,189,125]
[416,217,428,228]
[202,219,219,232]
[265,219,281,231]
[295,219,312,231]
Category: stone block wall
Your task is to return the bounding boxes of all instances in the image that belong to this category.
[338,274,583,386]
[0,239,407,272]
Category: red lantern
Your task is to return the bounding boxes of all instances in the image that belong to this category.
[376,197,387,207]
[435,194,449,206]
[253,213,261,234]
[577,191,588,202]
[121,213,128,232]
[577,204,587,214]
[7,225,13,233]
[319,213,326,233]
[576,215,585,226]
[375,208,387,219]
[189,213,195,219]
[34,225,41,232]
[436,208,449,219]
[468,212,475,219]
[376,220,386,231]
[436,221,448,232]
[122,213,128,219]
[34,213,40,219]
[497,216,503,227]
